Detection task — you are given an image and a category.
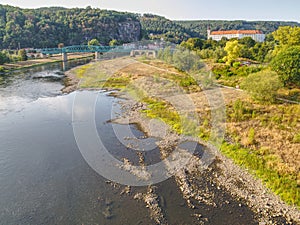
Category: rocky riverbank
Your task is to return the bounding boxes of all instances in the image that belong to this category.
[115,95,300,225]
[63,57,300,224]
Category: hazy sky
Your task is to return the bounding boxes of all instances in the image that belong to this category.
[1,0,299,22]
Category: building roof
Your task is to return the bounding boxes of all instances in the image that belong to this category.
[210,30,263,35]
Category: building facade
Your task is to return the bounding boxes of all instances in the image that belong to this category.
[207,29,265,42]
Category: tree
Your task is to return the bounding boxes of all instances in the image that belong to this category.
[223,40,242,65]
[202,39,218,50]
[180,38,203,50]
[270,46,300,86]
[0,51,9,65]
[173,47,203,72]
[88,38,100,46]
[251,42,274,62]
[272,26,300,47]
[238,37,256,48]
[109,39,118,46]
[18,49,27,61]
[241,70,282,103]
[239,45,254,59]
[158,46,173,64]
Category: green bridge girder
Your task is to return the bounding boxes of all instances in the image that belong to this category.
[39,45,124,54]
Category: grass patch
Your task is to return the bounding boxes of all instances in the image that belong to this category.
[139,59,201,92]
[75,64,93,79]
[293,133,300,143]
[211,63,263,87]
[125,85,201,137]
[220,142,300,207]
[141,96,197,135]
[104,76,131,89]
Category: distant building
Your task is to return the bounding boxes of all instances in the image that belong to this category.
[207,29,265,42]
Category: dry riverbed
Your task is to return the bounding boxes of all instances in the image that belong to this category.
[63,57,300,225]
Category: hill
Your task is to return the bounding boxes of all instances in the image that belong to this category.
[0,5,141,49]
[176,20,300,37]
[140,14,198,43]
[0,4,300,49]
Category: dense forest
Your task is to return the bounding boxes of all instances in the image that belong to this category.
[140,14,198,43]
[0,4,141,49]
[177,20,300,38]
[0,4,299,49]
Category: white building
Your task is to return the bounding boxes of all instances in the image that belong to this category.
[207,29,265,42]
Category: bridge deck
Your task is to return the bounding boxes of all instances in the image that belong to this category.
[39,45,118,54]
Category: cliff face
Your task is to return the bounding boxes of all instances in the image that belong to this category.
[117,21,141,42]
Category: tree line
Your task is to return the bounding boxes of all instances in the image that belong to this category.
[0,4,140,50]
[1,4,299,50]
[177,26,300,102]
[177,20,300,38]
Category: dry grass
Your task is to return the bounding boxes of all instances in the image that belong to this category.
[72,56,300,206]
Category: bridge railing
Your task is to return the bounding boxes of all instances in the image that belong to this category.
[39,45,118,55]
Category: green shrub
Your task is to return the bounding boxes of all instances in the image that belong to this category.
[18,49,28,61]
[212,64,233,77]
[271,46,300,87]
[247,127,256,145]
[179,77,197,87]
[230,99,247,122]
[241,70,283,103]
[293,133,300,143]
[233,62,241,68]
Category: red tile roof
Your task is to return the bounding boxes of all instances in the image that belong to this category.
[210,30,263,35]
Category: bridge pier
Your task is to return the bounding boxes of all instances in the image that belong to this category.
[130,50,157,58]
[62,52,68,62]
[95,52,101,60]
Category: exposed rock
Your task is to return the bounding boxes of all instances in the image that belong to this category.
[135,186,168,225]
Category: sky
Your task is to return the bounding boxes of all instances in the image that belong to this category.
[1,0,299,22]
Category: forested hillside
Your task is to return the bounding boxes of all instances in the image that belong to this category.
[140,14,198,43]
[176,20,300,37]
[0,5,141,49]
[0,4,300,49]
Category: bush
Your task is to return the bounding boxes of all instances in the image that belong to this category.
[88,38,100,46]
[18,49,27,61]
[241,70,282,103]
[233,62,241,68]
[212,64,233,77]
[173,47,203,72]
[0,51,9,65]
[271,46,300,87]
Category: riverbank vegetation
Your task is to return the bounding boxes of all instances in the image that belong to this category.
[69,24,300,208]
[71,50,299,207]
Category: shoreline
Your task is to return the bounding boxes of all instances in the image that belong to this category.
[63,58,300,224]
[115,91,300,224]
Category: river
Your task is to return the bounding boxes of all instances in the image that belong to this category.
[0,60,259,225]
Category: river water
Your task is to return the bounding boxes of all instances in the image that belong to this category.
[0,60,259,225]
